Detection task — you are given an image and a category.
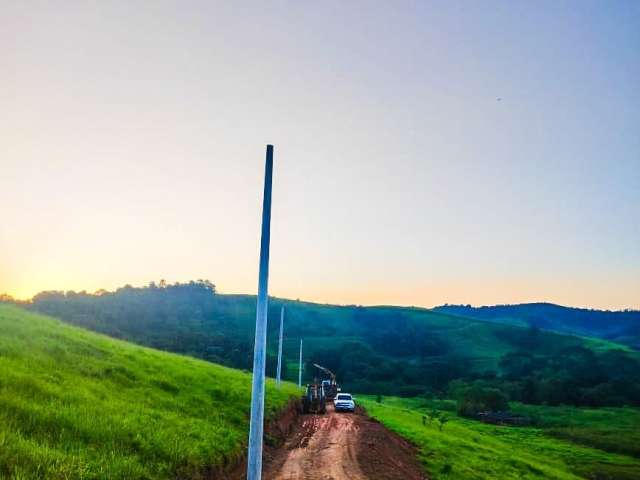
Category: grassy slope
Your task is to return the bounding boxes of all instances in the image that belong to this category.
[0,304,299,480]
[223,297,629,375]
[360,396,640,480]
[88,291,622,372]
[509,403,640,459]
[31,292,635,389]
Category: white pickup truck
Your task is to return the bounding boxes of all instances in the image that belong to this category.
[333,393,355,413]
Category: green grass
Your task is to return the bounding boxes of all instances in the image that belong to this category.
[509,403,640,458]
[360,396,640,480]
[0,304,299,479]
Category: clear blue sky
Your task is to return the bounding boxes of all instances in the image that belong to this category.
[2,1,638,309]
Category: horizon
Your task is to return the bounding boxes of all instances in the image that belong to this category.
[2,1,639,310]
[3,278,638,313]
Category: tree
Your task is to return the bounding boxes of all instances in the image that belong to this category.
[454,381,509,418]
[428,409,440,424]
[438,415,449,431]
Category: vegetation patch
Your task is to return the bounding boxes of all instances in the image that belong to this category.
[0,304,299,479]
[19,282,640,406]
[360,395,640,480]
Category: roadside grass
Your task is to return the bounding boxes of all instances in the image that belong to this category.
[0,304,300,479]
[360,396,640,480]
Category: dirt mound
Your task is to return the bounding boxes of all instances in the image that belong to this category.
[355,411,425,480]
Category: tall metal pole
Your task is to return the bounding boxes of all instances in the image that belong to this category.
[276,306,284,386]
[298,339,303,388]
[246,145,274,480]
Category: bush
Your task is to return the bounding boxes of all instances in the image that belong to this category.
[454,381,509,418]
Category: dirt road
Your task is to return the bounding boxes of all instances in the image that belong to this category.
[262,404,426,480]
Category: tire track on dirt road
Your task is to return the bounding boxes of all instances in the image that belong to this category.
[263,404,426,480]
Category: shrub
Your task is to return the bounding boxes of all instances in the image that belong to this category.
[455,382,509,418]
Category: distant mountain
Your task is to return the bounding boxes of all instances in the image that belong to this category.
[433,303,640,349]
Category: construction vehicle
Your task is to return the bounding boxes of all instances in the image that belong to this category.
[313,363,339,401]
[301,382,327,414]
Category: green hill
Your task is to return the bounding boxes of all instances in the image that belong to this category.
[433,303,640,350]
[28,286,628,376]
[0,304,298,479]
[360,396,640,480]
[23,282,640,406]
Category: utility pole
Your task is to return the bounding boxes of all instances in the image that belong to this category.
[298,339,303,388]
[246,145,274,480]
[276,306,284,386]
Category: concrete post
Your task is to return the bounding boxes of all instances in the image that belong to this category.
[298,339,303,388]
[246,145,274,480]
[276,306,284,386]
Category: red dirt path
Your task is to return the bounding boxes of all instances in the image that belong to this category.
[262,404,426,480]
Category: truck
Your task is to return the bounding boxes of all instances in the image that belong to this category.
[313,363,339,401]
[334,392,356,413]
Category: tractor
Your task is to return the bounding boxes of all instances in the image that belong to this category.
[301,382,327,414]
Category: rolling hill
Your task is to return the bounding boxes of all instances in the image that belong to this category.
[22,282,639,402]
[0,303,298,479]
[433,303,640,349]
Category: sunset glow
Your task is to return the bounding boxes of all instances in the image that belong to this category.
[2,1,638,310]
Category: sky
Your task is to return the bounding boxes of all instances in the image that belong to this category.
[1,1,639,309]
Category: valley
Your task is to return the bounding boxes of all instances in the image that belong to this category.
[2,292,639,479]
